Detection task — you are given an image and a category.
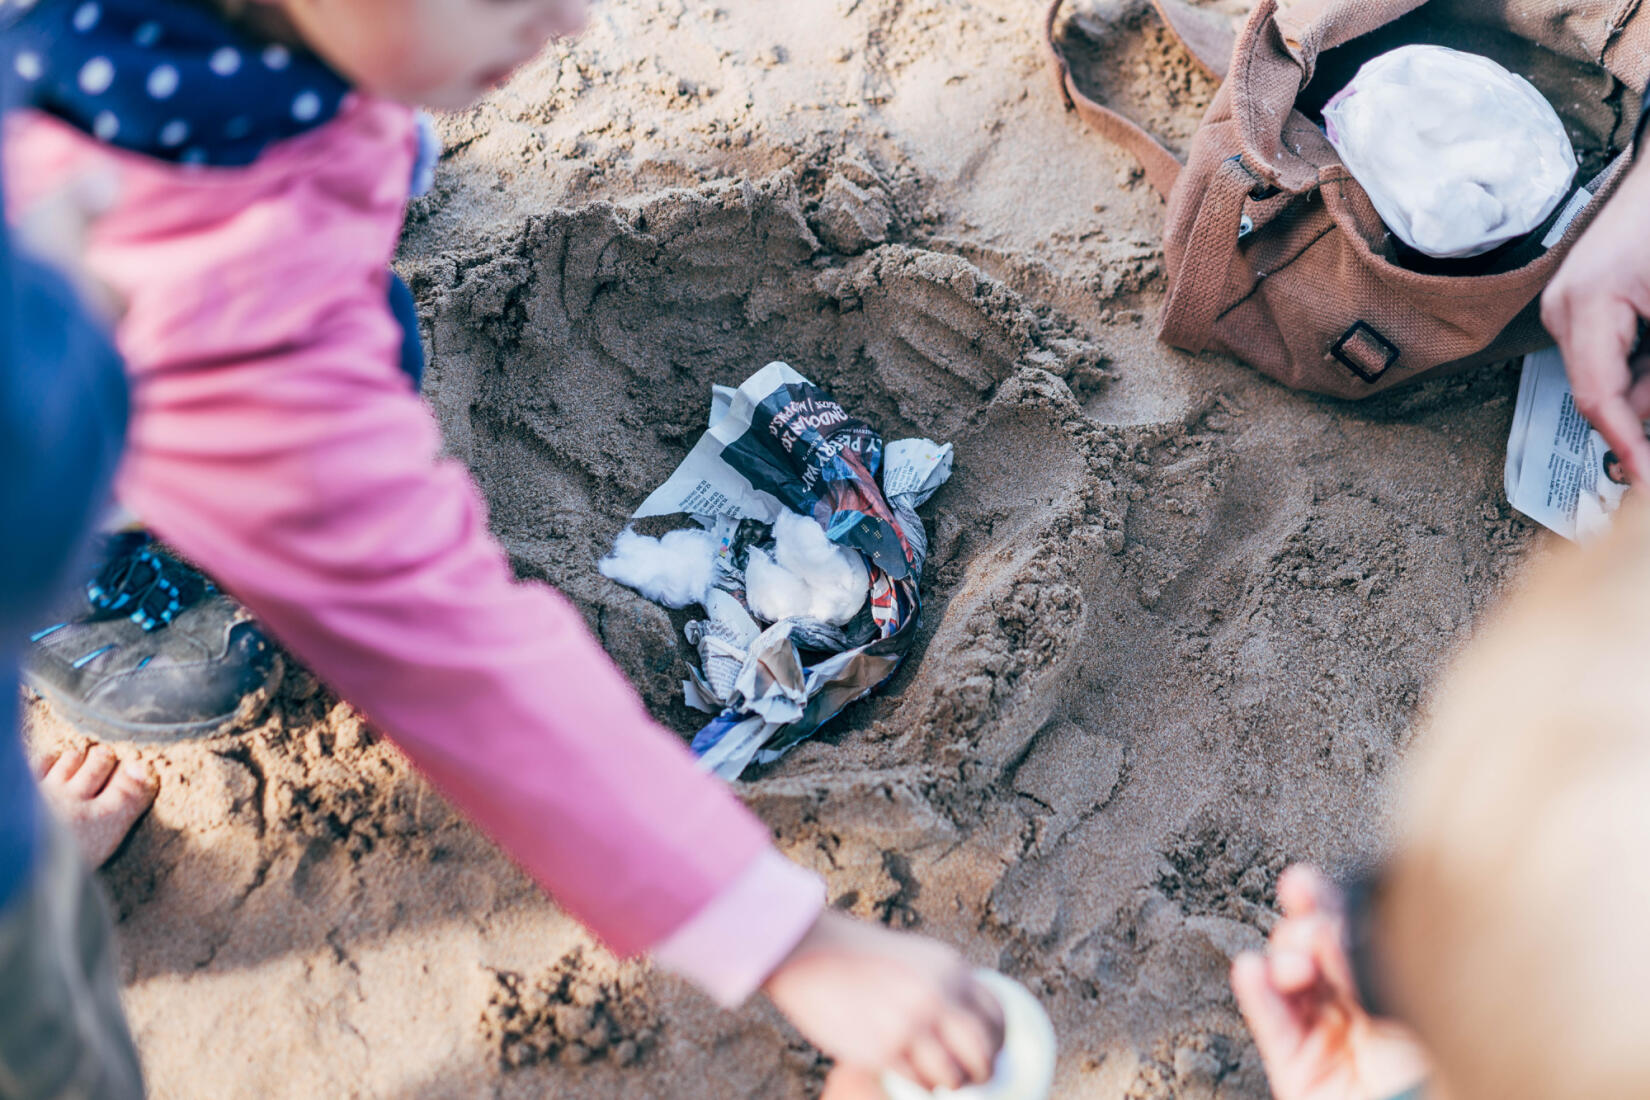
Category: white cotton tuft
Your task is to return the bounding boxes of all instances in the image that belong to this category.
[772,510,869,625]
[743,512,870,626]
[744,546,816,623]
[599,527,718,609]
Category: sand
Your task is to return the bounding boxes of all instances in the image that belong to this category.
[23,0,1544,1096]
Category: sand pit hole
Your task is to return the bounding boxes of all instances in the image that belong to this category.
[410,170,1113,749]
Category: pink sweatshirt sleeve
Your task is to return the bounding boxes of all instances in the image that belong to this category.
[3,104,822,988]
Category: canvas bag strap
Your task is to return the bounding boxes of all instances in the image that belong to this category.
[1044,0,1236,195]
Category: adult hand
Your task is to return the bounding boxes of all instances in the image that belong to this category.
[763,909,1005,1093]
[1231,865,1430,1100]
[1542,156,1650,484]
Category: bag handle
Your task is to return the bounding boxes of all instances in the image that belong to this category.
[1044,0,1236,195]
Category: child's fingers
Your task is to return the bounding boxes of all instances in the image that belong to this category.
[1266,903,1329,964]
[1267,945,1319,995]
[963,978,1007,1047]
[819,1065,888,1100]
[1276,864,1333,919]
[1306,908,1363,1008]
[904,1028,969,1092]
[934,999,1000,1084]
[1232,952,1307,1062]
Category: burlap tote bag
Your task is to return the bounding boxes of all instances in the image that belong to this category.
[1046,0,1650,398]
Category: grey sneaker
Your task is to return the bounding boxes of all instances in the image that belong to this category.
[24,532,284,743]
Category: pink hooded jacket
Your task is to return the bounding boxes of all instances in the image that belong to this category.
[5,95,822,1006]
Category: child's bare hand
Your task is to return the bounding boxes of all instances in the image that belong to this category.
[13,171,123,323]
[1231,865,1430,1100]
[1542,155,1650,484]
[763,910,1005,1092]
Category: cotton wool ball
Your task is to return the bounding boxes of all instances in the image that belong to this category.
[744,546,815,623]
[771,510,869,625]
[599,527,718,609]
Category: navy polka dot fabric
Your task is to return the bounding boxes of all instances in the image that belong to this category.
[1,0,350,166]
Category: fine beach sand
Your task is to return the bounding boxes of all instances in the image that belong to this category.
[25,1,1548,1095]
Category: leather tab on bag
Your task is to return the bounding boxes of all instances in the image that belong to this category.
[1330,321,1400,383]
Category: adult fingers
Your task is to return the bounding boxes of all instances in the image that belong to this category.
[1562,301,1650,482]
[1586,395,1650,485]
[1626,360,1650,419]
[1232,952,1307,1064]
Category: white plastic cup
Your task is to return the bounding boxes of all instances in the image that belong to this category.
[880,970,1057,1100]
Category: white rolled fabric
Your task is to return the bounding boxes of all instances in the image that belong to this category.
[1323,44,1577,258]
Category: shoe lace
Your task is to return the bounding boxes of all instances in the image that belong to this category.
[86,533,214,632]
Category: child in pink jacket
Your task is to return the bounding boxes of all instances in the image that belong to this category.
[2,0,1002,1090]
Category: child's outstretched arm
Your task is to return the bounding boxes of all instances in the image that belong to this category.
[6,103,1001,1088]
[120,273,822,994]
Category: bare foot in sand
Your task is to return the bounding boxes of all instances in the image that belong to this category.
[35,744,157,866]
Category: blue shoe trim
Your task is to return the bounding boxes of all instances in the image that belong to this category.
[135,656,153,670]
[72,644,117,669]
[29,623,67,642]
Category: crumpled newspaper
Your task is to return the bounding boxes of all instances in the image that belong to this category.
[1323,44,1577,259]
[603,362,953,779]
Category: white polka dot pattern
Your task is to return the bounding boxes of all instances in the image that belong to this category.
[208,46,240,76]
[6,0,353,166]
[146,63,178,98]
[78,56,114,94]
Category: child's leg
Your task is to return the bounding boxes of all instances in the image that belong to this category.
[0,816,143,1100]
